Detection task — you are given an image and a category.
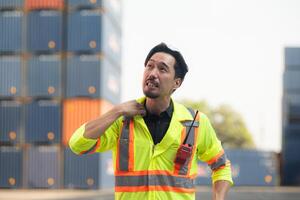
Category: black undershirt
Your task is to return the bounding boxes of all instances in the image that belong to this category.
[143,101,173,145]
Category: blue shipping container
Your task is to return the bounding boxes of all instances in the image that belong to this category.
[196,149,278,186]
[0,56,22,97]
[285,47,300,67]
[0,0,24,9]
[27,11,62,52]
[26,55,62,97]
[64,147,114,189]
[67,10,121,64]
[25,100,61,143]
[0,11,23,52]
[282,160,300,186]
[0,100,22,143]
[26,145,61,188]
[283,70,300,92]
[66,0,122,26]
[0,146,22,188]
[66,55,120,103]
[282,130,300,162]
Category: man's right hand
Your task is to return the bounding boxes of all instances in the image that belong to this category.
[117,100,146,117]
[83,100,146,139]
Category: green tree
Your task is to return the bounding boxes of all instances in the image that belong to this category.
[181,100,255,149]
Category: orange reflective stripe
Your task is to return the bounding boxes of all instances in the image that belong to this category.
[207,149,224,165]
[115,185,195,193]
[128,120,134,171]
[115,170,197,179]
[79,138,100,155]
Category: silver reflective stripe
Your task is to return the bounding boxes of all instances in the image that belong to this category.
[115,174,195,189]
[118,118,130,171]
[209,153,227,170]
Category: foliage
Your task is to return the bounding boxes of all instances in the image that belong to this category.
[181,99,255,148]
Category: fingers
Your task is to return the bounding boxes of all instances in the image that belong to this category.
[121,100,146,117]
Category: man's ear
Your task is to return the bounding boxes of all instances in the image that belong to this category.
[173,78,182,90]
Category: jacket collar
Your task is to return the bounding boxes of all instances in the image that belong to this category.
[135,97,195,157]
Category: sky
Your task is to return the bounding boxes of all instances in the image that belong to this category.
[121,0,300,152]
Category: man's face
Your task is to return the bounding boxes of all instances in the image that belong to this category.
[142,52,181,99]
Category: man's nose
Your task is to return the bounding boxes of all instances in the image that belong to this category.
[148,66,159,78]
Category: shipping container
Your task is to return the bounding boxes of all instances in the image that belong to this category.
[0,146,23,188]
[66,0,122,26]
[66,10,121,64]
[26,55,62,97]
[24,100,61,143]
[25,0,64,10]
[25,145,61,188]
[0,0,24,10]
[62,98,113,146]
[196,149,278,186]
[27,10,62,52]
[282,130,300,162]
[66,55,121,102]
[282,160,300,186]
[0,100,22,143]
[0,56,22,97]
[64,147,114,189]
[0,11,23,52]
[285,47,300,68]
[283,70,300,92]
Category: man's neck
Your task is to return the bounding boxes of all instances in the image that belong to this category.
[145,97,171,115]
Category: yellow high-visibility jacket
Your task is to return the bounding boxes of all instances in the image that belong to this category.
[69,97,233,200]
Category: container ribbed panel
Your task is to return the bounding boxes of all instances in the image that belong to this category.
[27,11,62,52]
[24,100,61,143]
[0,0,24,9]
[0,100,22,143]
[26,55,62,97]
[0,146,22,188]
[0,11,23,53]
[26,145,61,188]
[64,148,114,189]
[66,55,120,102]
[25,0,64,10]
[62,98,113,145]
[283,70,300,92]
[67,10,101,53]
[0,56,21,97]
[66,0,121,26]
[285,48,300,67]
[64,147,100,189]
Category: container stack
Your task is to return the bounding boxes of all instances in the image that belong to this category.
[0,0,121,189]
[0,0,24,189]
[282,47,300,185]
[63,0,121,189]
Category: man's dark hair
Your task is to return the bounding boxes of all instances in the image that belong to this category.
[144,43,189,80]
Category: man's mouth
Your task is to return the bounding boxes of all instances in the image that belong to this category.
[146,80,159,88]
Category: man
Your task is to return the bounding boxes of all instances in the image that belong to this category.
[69,43,233,200]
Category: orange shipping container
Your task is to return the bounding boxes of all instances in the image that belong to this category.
[62,98,113,146]
[25,0,64,10]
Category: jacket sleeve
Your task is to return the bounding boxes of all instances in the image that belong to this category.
[69,116,123,155]
[196,113,233,185]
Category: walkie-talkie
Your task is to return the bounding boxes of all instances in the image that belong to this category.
[174,110,199,166]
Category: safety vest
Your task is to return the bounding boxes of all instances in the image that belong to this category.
[115,108,199,194]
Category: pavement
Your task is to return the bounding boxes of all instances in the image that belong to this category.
[1,187,300,200]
